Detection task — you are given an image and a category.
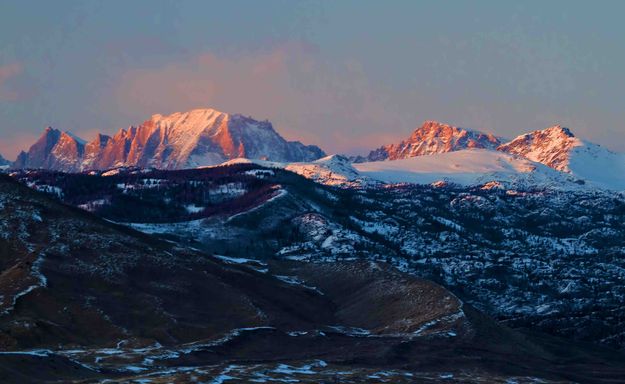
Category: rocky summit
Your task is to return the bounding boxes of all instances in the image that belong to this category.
[12,108,325,172]
[361,120,502,162]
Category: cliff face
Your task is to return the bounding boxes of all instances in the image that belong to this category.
[13,127,85,172]
[12,108,325,171]
[497,125,583,172]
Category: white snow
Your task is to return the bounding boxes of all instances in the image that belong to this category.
[285,155,365,187]
[566,144,625,190]
[216,148,621,191]
[244,169,275,178]
[226,187,287,222]
[499,126,625,190]
[0,349,52,357]
[274,275,324,294]
[184,204,204,214]
[2,253,48,315]
[353,149,580,189]
[102,169,121,176]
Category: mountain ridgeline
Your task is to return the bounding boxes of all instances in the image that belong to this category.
[12,108,325,172]
[358,120,502,162]
[8,108,625,191]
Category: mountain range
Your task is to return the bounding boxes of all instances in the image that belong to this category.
[12,108,325,172]
[230,120,625,191]
[354,121,625,185]
[5,107,625,191]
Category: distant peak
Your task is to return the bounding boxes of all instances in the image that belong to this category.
[188,107,224,115]
[365,120,501,161]
[417,120,487,136]
[36,127,62,143]
[14,107,325,171]
[541,125,575,137]
[413,120,499,140]
[513,125,576,142]
[420,120,456,129]
[498,125,584,172]
[42,126,60,135]
[151,107,228,121]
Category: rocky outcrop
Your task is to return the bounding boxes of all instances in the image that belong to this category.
[361,120,501,162]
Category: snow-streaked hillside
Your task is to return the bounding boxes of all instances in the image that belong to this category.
[285,155,367,187]
[224,155,368,187]
[14,165,625,352]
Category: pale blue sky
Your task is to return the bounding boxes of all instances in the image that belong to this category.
[1,1,624,158]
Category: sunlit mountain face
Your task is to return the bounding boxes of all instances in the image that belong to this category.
[11,108,325,172]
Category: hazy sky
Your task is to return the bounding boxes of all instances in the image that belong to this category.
[1,1,624,159]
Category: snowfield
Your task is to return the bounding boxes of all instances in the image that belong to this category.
[353,149,580,189]
[221,150,598,191]
[220,145,625,192]
[566,143,625,190]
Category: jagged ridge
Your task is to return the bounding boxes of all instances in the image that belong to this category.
[13,108,325,172]
[361,120,501,162]
[497,125,582,172]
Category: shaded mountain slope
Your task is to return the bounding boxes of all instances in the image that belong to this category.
[13,165,625,351]
[4,171,625,382]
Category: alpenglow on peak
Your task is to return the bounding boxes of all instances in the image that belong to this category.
[12,108,326,172]
[361,120,502,162]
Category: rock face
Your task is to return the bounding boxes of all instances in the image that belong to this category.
[12,108,325,171]
[496,125,625,189]
[363,120,501,161]
[497,125,583,172]
[13,127,85,172]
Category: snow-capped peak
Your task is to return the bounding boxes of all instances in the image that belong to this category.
[363,120,502,161]
[497,125,585,172]
[495,125,625,190]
